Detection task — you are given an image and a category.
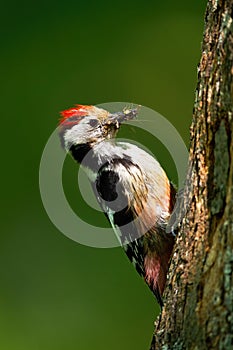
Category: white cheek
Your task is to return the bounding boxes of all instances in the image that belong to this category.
[64,120,102,150]
[64,124,86,148]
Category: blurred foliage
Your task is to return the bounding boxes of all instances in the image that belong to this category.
[1,1,206,349]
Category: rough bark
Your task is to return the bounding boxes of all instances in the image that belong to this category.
[151,0,233,349]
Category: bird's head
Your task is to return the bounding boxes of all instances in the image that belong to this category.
[59,104,138,152]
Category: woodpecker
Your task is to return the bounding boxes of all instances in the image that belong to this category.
[59,104,176,307]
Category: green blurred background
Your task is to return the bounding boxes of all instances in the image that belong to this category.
[1,1,206,349]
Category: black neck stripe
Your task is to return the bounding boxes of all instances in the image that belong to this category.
[69,143,92,164]
[69,143,100,172]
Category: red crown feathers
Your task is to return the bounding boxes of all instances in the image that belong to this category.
[59,104,93,125]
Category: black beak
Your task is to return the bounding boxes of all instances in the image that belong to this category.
[108,106,139,125]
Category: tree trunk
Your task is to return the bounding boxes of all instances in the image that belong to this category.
[151,0,233,349]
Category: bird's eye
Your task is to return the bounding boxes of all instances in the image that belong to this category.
[89,119,99,128]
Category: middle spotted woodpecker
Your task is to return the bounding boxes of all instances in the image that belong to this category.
[59,104,176,307]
